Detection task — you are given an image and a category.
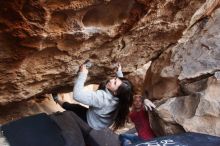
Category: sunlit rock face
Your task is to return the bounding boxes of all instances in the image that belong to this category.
[127,61,151,94]
[145,0,220,136]
[0,95,64,124]
[0,0,139,104]
[0,0,204,105]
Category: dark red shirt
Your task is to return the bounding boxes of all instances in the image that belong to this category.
[129,107,155,140]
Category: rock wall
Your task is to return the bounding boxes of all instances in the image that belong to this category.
[1,0,220,138]
[0,0,204,105]
[0,0,140,104]
[145,0,220,136]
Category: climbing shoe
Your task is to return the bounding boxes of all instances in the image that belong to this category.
[52,93,59,102]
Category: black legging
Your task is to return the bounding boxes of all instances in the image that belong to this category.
[62,102,88,123]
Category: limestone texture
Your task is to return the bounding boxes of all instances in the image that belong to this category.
[0,0,204,104]
[145,0,220,136]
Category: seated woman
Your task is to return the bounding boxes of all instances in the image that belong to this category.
[52,63,134,131]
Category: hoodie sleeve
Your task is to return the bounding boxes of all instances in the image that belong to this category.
[73,72,108,108]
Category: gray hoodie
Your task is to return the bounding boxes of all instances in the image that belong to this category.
[73,70,123,130]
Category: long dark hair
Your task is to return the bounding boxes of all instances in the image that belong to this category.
[112,77,133,131]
